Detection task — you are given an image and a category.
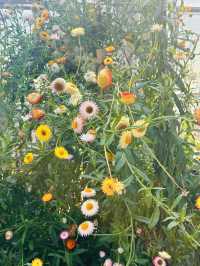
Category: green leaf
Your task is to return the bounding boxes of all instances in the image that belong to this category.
[148,207,160,229]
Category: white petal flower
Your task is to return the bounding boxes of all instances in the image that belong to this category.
[81,199,99,217]
[78,221,95,237]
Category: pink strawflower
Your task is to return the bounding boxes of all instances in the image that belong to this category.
[79,100,99,120]
[103,258,113,266]
[152,256,167,266]
[71,116,84,134]
[60,230,69,240]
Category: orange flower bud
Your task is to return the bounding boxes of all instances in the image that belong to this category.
[97,67,112,90]
[65,239,76,250]
[31,109,45,120]
[119,91,137,105]
[27,92,42,105]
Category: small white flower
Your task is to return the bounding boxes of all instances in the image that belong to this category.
[81,199,99,217]
[78,221,95,237]
[99,250,106,258]
[81,188,96,199]
[151,23,163,32]
[5,231,13,241]
[62,217,67,224]
[79,100,99,120]
[84,71,97,83]
[48,63,60,73]
[117,247,124,254]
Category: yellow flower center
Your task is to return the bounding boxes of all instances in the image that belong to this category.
[84,188,92,193]
[80,222,89,231]
[85,203,94,210]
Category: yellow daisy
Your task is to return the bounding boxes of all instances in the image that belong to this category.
[54,146,69,159]
[119,130,132,149]
[31,258,43,266]
[23,153,34,164]
[132,120,149,138]
[101,177,124,196]
[35,124,52,142]
[104,57,113,65]
[42,193,53,202]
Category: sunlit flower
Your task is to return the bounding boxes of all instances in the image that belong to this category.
[71,27,85,37]
[174,51,187,60]
[80,129,96,143]
[54,146,69,159]
[132,120,149,138]
[119,130,132,149]
[81,199,99,217]
[65,82,79,95]
[81,188,96,199]
[104,57,113,65]
[50,33,60,40]
[71,116,84,134]
[31,108,45,120]
[152,256,166,266]
[120,91,137,105]
[183,5,192,13]
[60,230,69,240]
[103,258,113,266]
[105,46,115,53]
[24,152,34,164]
[116,116,130,130]
[158,251,171,260]
[41,9,49,20]
[54,105,67,114]
[51,78,66,93]
[5,230,13,241]
[99,250,106,258]
[69,92,82,106]
[27,92,42,105]
[195,196,200,210]
[39,31,50,41]
[79,101,99,120]
[31,258,43,266]
[42,193,53,202]
[101,177,124,196]
[35,124,52,142]
[84,71,97,83]
[151,24,163,32]
[78,221,95,237]
[65,239,76,250]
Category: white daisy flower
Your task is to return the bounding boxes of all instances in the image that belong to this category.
[51,78,66,93]
[78,221,95,237]
[158,251,171,260]
[99,250,106,258]
[81,199,99,217]
[81,188,96,199]
[79,100,99,120]
[84,71,97,83]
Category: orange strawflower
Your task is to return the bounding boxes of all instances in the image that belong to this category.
[65,239,76,250]
[120,91,137,105]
